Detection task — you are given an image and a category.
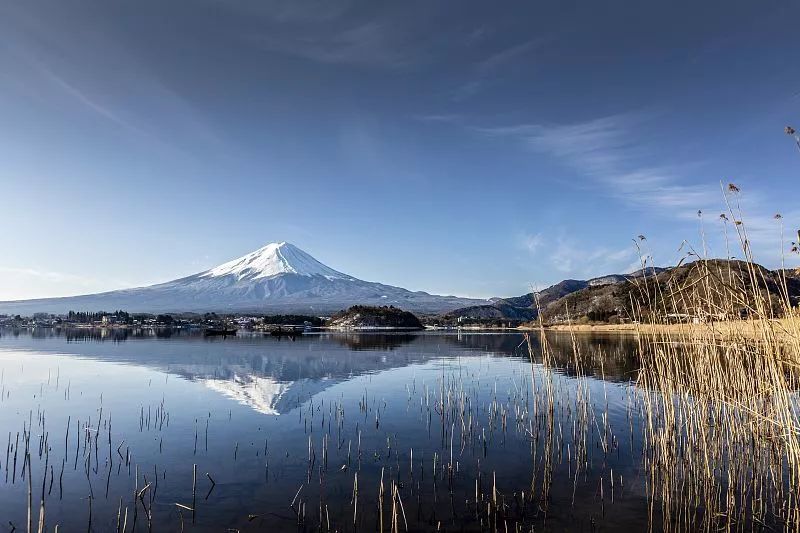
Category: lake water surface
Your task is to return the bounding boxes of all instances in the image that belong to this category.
[0,329,674,531]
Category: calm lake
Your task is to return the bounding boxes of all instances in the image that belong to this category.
[0,329,686,530]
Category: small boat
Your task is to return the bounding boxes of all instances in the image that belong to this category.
[204,327,237,337]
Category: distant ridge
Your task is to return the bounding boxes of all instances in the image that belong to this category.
[445,268,669,322]
[446,261,800,324]
[0,242,485,315]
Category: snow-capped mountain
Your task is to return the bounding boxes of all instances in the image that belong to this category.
[203,242,354,281]
[0,242,484,315]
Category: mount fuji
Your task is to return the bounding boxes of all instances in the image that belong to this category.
[0,242,485,315]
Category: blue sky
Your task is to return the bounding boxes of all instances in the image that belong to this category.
[1,0,799,300]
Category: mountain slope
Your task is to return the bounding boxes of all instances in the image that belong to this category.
[0,242,484,315]
[445,270,666,322]
[500,279,590,309]
[539,260,800,324]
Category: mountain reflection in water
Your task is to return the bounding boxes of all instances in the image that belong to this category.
[5,328,641,409]
[0,328,640,418]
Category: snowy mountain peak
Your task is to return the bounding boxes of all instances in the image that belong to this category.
[0,241,485,315]
[202,242,353,281]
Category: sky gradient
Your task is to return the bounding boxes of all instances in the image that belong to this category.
[1,0,799,300]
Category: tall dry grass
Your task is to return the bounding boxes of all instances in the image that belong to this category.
[529,179,800,530]
[628,185,800,531]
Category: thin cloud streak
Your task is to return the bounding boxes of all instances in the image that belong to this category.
[550,236,636,278]
[0,266,134,301]
[480,115,799,267]
[34,62,148,136]
[2,12,234,162]
[454,37,546,100]
[253,20,414,68]
[475,113,718,214]
[517,232,638,281]
[0,267,97,285]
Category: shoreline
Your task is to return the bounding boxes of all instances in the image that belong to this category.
[533,318,800,339]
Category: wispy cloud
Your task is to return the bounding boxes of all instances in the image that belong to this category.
[253,0,355,23]
[34,62,147,136]
[476,114,800,268]
[254,20,416,68]
[0,266,137,300]
[0,267,98,286]
[247,1,459,71]
[476,113,718,215]
[474,39,544,77]
[454,38,545,100]
[2,3,233,161]
[517,232,638,280]
[520,232,544,254]
[412,114,463,125]
[15,49,236,163]
[550,237,637,278]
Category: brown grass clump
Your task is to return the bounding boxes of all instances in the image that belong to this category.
[531,179,800,530]
[629,186,800,531]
